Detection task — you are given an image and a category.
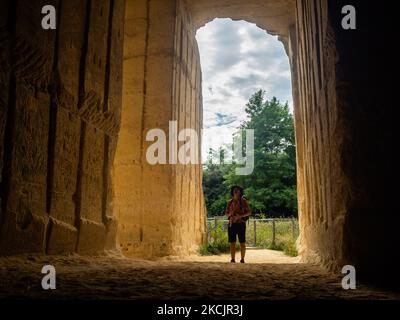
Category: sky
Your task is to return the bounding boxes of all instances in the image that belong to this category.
[195,18,293,161]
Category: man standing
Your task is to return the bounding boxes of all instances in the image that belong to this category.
[225,186,251,263]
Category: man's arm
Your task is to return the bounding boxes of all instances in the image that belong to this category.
[241,199,251,217]
[225,200,233,218]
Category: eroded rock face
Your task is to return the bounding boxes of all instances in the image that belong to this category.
[114,0,206,257]
[0,0,125,255]
[290,0,398,287]
[187,0,295,47]
[292,0,349,271]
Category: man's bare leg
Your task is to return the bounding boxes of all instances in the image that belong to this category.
[240,243,246,262]
[230,242,236,261]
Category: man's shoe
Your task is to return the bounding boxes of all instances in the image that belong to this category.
[230,259,236,263]
[240,259,245,263]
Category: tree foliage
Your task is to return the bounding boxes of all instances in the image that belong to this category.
[202,90,297,217]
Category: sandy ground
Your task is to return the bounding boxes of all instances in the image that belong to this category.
[176,247,301,264]
[0,249,398,300]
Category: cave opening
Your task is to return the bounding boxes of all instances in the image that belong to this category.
[197,18,298,260]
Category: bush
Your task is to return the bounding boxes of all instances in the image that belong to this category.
[199,244,220,256]
[199,221,239,255]
[282,239,298,257]
[267,238,298,257]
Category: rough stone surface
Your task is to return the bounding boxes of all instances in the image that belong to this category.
[46,218,78,255]
[76,218,107,254]
[114,0,206,257]
[0,0,125,255]
[291,0,348,270]
[187,0,295,47]
[290,0,399,288]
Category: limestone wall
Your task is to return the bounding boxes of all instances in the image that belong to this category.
[291,0,349,269]
[326,1,398,285]
[0,0,125,255]
[171,0,206,254]
[115,0,177,257]
[291,0,398,286]
[114,0,206,257]
[187,0,295,45]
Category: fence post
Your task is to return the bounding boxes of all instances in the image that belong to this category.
[214,216,217,231]
[272,219,276,244]
[291,217,295,239]
[253,219,257,246]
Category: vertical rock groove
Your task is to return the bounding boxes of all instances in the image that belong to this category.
[74,0,92,246]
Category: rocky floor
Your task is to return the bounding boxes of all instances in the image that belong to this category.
[0,250,398,300]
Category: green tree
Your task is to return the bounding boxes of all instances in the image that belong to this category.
[203,90,297,217]
[202,148,230,216]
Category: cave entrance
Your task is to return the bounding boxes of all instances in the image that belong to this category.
[114,0,350,276]
[197,18,298,257]
[114,0,305,260]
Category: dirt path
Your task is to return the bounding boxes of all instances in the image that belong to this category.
[163,248,300,264]
[0,250,398,300]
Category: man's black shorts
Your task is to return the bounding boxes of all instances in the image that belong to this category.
[228,222,246,243]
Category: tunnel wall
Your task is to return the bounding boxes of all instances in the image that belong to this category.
[115,0,178,257]
[328,0,398,286]
[171,0,206,254]
[293,0,398,286]
[114,0,206,257]
[0,0,125,255]
[292,0,349,270]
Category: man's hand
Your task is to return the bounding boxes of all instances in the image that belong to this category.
[232,215,242,223]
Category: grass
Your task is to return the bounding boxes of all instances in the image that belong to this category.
[267,237,298,257]
[200,222,240,255]
[200,218,299,257]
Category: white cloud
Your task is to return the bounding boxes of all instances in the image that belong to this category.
[195,18,292,160]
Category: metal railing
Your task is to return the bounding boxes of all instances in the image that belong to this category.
[206,216,299,247]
